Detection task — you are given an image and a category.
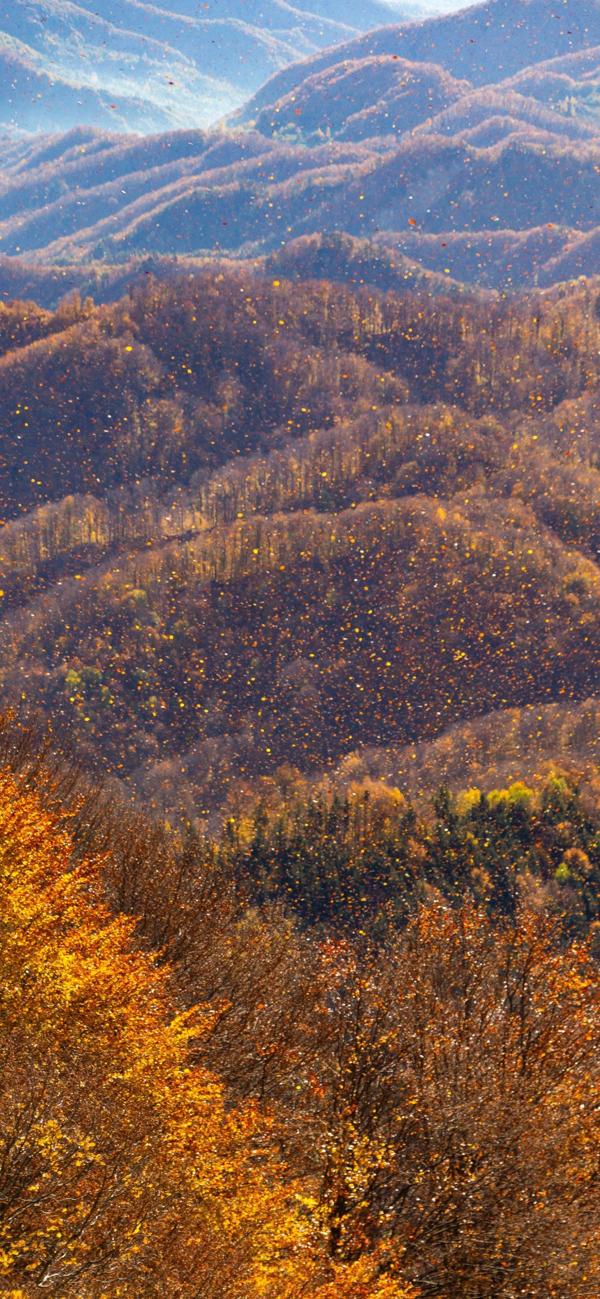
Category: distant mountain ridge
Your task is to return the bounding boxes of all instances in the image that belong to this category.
[1,0,599,291]
[0,0,424,135]
[239,0,600,118]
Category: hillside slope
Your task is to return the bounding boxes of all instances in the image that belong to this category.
[0,270,597,818]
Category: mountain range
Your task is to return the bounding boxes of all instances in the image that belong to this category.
[240,0,600,113]
[0,0,423,135]
[0,0,599,292]
[1,8,599,1293]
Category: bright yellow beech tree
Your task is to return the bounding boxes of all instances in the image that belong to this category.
[312,1257,415,1298]
[0,767,410,1299]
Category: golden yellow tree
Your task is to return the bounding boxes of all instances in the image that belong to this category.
[0,767,328,1298]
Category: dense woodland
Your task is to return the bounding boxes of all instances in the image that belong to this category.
[0,269,598,816]
[0,718,598,1298]
[0,293,597,1288]
[0,239,599,1299]
[1,4,600,1295]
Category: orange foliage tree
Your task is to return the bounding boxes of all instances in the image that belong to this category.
[0,766,414,1298]
[309,904,600,1298]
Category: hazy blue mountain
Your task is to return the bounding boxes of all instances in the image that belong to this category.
[1,0,599,292]
[251,55,471,140]
[238,0,600,119]
[0,0,426,135]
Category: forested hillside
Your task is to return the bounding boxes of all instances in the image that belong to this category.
[0,269,598,819]
[2,6,599,1297]
[0,725,598,1296]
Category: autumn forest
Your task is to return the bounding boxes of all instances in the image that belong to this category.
[1,0,600,1295]
[0,256,598,1298]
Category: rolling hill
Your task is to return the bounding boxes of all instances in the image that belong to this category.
[1,120,599,290]
[0,269,597,819]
